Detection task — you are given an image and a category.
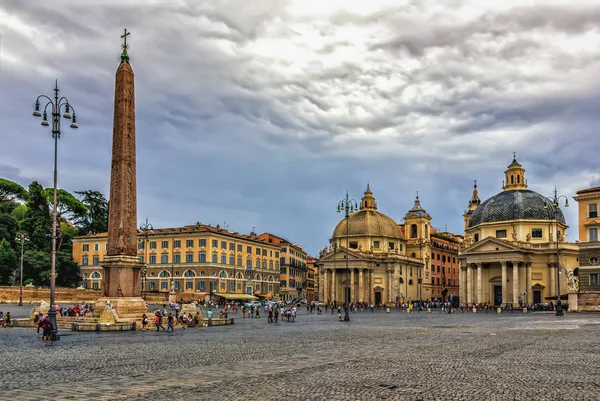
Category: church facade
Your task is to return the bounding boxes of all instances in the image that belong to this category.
[459,156,579,307]
[317,185,455,305]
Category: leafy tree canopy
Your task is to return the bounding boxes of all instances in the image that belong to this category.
[44,188,87,221]
[0,178,28,204]
[75,190,108,235]
[0,238,16,284]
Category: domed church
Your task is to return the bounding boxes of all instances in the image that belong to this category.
[318,185,423,305]
[459,155,579,307]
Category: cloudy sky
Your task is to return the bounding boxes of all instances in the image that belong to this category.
[1,0,599,255]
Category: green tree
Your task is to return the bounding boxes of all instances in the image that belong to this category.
[44,188,87,222]
[0,238,16,284]
[0,178,28,205]
[75,190,109,235]
[21,181,51,257]
[23,249,51,285]
[0,213,18,246]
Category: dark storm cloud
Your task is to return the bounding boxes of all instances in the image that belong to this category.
[1,0,599,253]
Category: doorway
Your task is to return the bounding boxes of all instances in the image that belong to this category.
[533,290,541,305]
[493,286,502,306]
[374,291,382,306]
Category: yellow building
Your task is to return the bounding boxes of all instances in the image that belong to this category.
[72,223,281,302]
[257,233,308,302]
[306,256,318,300]
[460,155,579,307]
[318,185,422,306]
[573,186,600,311]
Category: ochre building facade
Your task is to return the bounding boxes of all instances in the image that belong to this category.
[574,186,600,311]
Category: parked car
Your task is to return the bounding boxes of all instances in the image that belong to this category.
[244,301,262,309]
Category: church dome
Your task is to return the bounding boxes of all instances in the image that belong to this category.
[468,189,565,228]
[332,185,404,239]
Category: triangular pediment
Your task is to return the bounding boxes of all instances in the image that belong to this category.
[461,237,525,255]
[318,248,368,263]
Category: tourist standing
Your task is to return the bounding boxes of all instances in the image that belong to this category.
[166,313,174,332]
[141,314,148,330]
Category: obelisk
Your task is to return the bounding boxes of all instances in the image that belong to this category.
[98,29,146,318]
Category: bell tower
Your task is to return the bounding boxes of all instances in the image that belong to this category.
[360,183,377,211]
[502,153,528,191]
[463,180,481,231]
[404,192,432,241]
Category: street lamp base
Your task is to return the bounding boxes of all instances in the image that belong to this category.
[18,300,23,306]
[556,302,564,316]
[343,307,350,322]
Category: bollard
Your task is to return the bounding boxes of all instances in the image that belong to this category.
[472,308,477,313]
[71,322,76,331]
[427,308,431,313]
[497,308,502,314]
[96,323,101,332]
[386,307,390,314]
[131,321,137,331]
[230,318,234,325]
[208,318,212,326]
[523,308,527,313]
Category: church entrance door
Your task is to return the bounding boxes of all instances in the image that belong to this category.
[374,291,382,306]
[533,290,541,305]
[493,286,502,306]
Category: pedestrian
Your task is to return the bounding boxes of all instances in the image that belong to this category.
[40,317,53,346]
[155,312,165,331]
[268,308,273,323]
[141,313,148,330]
[3,312,12,328]
[166,313,174,332]
[274,308,279,323]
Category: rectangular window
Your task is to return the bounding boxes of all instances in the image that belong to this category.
[161,240,169,249]
[589,204,598,218]
[247,246,252,253]
[94,243,99,252]
[590,273,599,286]
[82,244,89,252]
[212,239,218,248]
[139,255,144,263]
[150,241,157,249]
[197,281,205,290]
[229,282,234,291]
[256,247,261,255]
[161,282,168,290]
[532,228,543,238]
[256,260,260,268]
[161,254,168,264]
[221,241,227,249]
[269,261,273,269]
[150,255,156,264]
[349,242,358,249]
[173,240,181,248]
[148,282,156,290]
[174,281,181,290]
[186,239,194,248]
[263,261,267,269]
[238,282,242,291]
[230,243,235,251]
[138,241,144,250]
[92,282,99,290]
[246,259,252,268]
[199,239,206,247]
[199,252,206,262]
[186,253,193,263]
[237,244,242,252]
[221,255,226,264]
[93,257,99,266]
[589,228,598,242]
[82,257,89,266]
[238,257,242,266]
[270,250,273,257]
[186,281,193,290]
[212,254,218,263]
[220,282,226,290]
[173,253,181,263]
[496,229,507,238]
[275,262,279,270]
[262,249,267,256]
[275,252,279,258]
[280,280,287,288]
[229,256,235,265]
[389,242,394,250]
[373,241,380,248]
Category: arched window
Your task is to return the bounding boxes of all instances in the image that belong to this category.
[424,224,428,238]
[517,175,520,183]
[411,252,416,258]
[399,277,404,284]
[159,271,170,278]
[409,279,414,285]
[410,224,417,238]
[236,272,243,279]
[219,271,228,278]
[268,275,274,282]
[255,274,262,281]
[183,270,195,277]
[91,271,101,279]
[511,175,514,184]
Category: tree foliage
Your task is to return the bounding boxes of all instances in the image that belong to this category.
[75,190,109,235]
[0,238,16,284]
[0,178,28,205]
[44,188,87,221]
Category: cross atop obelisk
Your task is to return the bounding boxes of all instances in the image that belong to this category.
[120,29,131,63]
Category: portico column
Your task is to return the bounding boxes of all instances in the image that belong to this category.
[512,262,519,307]
[385,267,392,305]
[458,265,464,303]
[331,269,336,303]
[350,269,355,302]
[526,263,532,305]
[370,270,374,303]
[466,264,473,304]
[476,263,483,304]
[393,264,400,304]
[323,269,328,304]
[501,262,508,305]
[358,269,364,303]
[549,263,556,297]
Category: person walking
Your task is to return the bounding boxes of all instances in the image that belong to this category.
[166,313,174,332]
[155,312,165,331]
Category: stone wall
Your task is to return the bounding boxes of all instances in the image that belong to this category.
[578,292,600,312]
[0,286,102,303]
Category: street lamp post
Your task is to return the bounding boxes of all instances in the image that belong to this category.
[32,80,78,339]
[139,217,153,300]
[16,233,28,306]
[545,188,569,317]
[337,192,358,322]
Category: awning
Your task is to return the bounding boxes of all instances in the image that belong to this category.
[215,293,258,301]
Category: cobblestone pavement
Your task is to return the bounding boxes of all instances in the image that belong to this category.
[1,309,599,400]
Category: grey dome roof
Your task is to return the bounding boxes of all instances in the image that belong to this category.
[468,190,565,228]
